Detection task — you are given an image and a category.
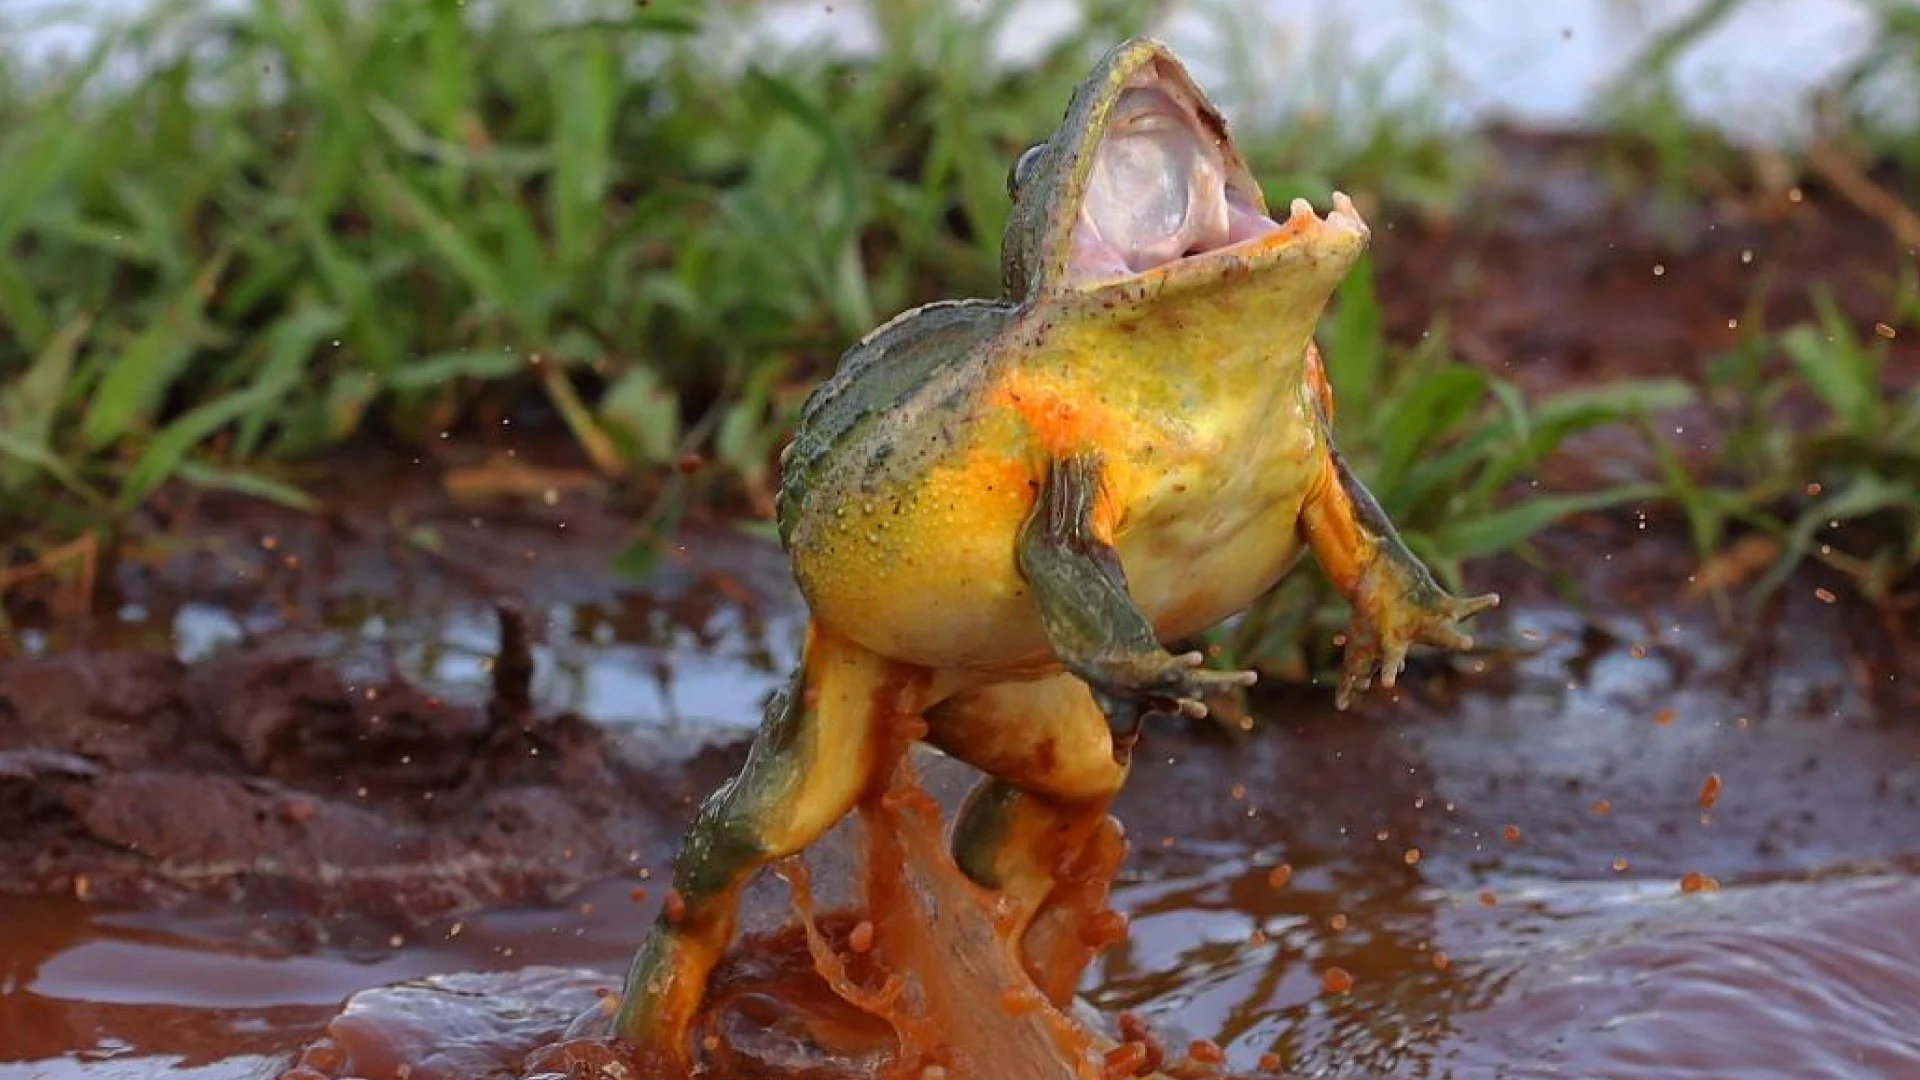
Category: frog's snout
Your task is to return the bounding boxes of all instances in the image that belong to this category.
[1291,191,1367,237]
[1271,190,1373,255]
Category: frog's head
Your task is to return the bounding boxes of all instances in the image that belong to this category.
[1001,37,1368,317]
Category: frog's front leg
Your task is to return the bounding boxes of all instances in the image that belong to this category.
[1300,448,1499,708]
[614,626,927,1068]
[1018,452,1258,756]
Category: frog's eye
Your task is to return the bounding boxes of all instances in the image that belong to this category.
[1007,143,1045,201]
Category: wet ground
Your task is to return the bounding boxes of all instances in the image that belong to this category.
[3,136,1918,1078]
[4,479,1917,1080]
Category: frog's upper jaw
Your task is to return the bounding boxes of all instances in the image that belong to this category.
[1003,36,1369,302]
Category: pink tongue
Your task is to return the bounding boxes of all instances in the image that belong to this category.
[1225,198,1283,243]
[1067,219,1132,280]
[1071,193,1276,282]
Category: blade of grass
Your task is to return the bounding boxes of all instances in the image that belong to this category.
[79,248,233,449]
[1780,293,1882,436]
[1321,254,1384,411]
[296,213,406,374]
[600,364,682,465]
[385,349,529,391]
[1749,474,1918,608]
[0,312,91,493]
[1435,484,1664,560]
[0,429,107,509]
[174,459,319,512]
[118,381,286,513]
[539,364,626,479]
[234,303,347,460]
[1371,365,1487,497]
[0,102,100,251]
[381,170,540,335]
[549,39,618,277]
[0,259,50,351]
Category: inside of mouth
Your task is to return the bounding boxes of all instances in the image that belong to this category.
[1067,68,1282,285]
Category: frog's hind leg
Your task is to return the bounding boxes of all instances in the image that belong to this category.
[928,672,1130,1006]
[615,624,928,1066]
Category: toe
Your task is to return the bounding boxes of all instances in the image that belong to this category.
[1422,622,1474,650]
[1452,592,1500,619]
[1380,642,1410,688]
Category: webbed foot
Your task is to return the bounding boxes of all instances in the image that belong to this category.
[1081,648,1258,743]
[616,923,718,1073]
[1337,567,1498,708]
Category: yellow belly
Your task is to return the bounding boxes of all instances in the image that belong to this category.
[1120,490,1312,642]
[789,443,1051,672]
[790,392,1322,675]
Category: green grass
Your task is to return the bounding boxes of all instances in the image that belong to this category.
[0,0,1470,534]
[1675,272,1920,614]
[1,0,1916,675]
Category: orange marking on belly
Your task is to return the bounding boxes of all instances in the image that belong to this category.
[949,451,1035,495]
[987,375,1119,460]
[1087,468,1123,543]
[985,374,1135,541]
[934,452,1038,539]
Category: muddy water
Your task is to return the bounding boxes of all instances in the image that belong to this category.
[4,499,1919,1079]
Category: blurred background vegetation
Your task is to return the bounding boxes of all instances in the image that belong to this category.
[0,0,1915,677]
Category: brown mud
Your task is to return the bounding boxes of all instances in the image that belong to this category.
[1,626,656,919]
[4,133,1920,1079]
[1384,131,1918,397]
[282,746,1212,1080]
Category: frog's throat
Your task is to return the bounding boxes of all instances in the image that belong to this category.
[1058,52,1367,292]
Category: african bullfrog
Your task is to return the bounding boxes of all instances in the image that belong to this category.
[616,36,1496,1064]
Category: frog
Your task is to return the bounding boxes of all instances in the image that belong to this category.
[614,36,1496,1066]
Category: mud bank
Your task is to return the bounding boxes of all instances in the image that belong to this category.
[0,630,699,920]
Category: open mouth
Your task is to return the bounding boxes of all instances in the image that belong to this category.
[1065,67,1365,287]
